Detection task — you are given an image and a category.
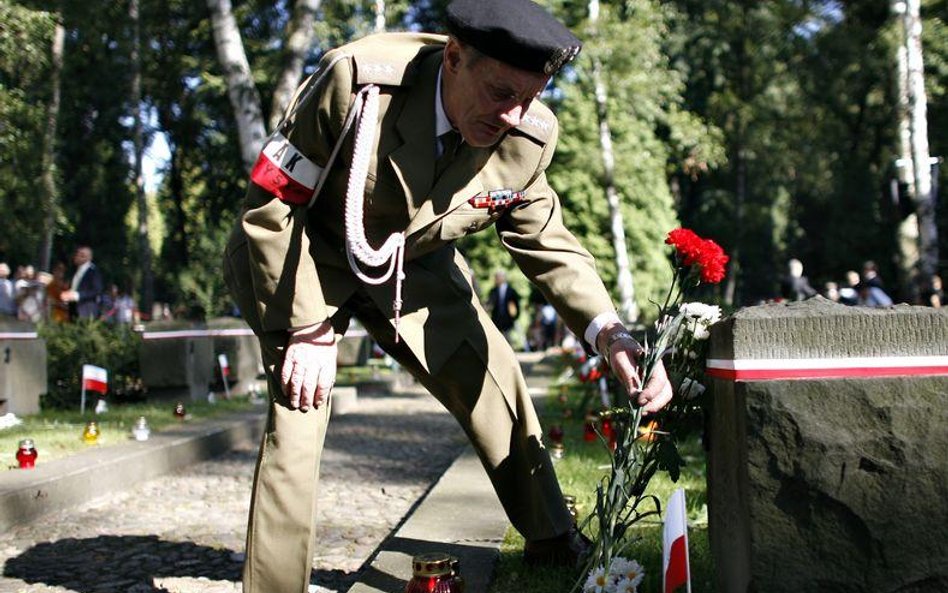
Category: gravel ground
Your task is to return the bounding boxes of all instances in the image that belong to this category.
[0,382,466,593]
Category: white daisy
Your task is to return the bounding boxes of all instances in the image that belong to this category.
[614,577,639,593]
[583,566,611,593]
[608,557,645,587]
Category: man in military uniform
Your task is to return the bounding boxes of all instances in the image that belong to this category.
[224,1,672,591]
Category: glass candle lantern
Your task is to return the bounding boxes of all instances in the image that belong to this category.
[82,421,100,444]
[132,416,151,441]
[563,494,579,523]
[449,556,464,593]
[16,439,38,469]
[547,424,565,445]
[583,413,598,442]
[405,553,463,593]
[550,442,566,460]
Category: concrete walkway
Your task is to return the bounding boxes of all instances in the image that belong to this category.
[0,353,558,593]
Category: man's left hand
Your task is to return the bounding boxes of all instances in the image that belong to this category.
[598,324,673,415]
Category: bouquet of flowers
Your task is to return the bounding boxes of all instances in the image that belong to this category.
[576,228,727,593]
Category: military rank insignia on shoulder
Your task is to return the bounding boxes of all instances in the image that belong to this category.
[512,104,555,145]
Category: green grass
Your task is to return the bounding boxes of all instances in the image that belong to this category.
[0,395,261,472]
[488,380,715,593]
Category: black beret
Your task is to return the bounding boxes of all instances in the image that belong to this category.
[445,0,582,75]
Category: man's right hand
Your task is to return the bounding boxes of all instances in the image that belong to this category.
[280,321,337,411]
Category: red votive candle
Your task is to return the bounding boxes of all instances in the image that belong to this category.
[16,439,37,469]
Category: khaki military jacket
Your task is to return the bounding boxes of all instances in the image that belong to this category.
[224,32,616,373]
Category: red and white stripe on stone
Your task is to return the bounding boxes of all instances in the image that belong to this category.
[249,133,322,205]
[706,355,948,381]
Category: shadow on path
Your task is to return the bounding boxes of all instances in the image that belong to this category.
[3,535,351,592]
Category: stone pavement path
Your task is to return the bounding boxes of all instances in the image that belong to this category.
[0,383,466,593]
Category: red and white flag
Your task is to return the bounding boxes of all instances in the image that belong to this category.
[82,364,108,395]
[249,133,322,206]
[663,488,691,593]
[218,353,230,378]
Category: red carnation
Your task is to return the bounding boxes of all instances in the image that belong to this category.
[665,228,729,284]
[698,239,728,283]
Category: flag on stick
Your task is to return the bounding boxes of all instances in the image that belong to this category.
[218,354,230,377]
[663,488,691,593]
[218,354,231,399]
[82,365,108,394]
[80,364,108,414]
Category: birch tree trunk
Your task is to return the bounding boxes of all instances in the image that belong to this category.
[130,0,154,313]
[893,1,920,284]
[39,19,64,272]
[589,0,637,322]
[374,0,386,33]
[207,0,266,171]
[267,0,322,131]
[899,0,938,280]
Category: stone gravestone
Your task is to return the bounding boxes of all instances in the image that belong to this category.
[139,322,214,401]
[706,298,948,593]
[207,317,263,396]
[0,321,45,415]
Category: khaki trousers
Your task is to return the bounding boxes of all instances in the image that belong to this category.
[242,293,572,593]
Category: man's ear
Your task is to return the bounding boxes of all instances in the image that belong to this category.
[444,38,463,73]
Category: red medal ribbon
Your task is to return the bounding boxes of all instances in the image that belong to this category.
[468,189,525,212]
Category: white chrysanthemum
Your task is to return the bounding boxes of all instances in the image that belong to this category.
[609,557,645,587]
[584,566,611,593]
[614,577,639,593]
[679,302,722,340]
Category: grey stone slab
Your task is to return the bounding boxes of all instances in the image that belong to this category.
[708,299,948,593]
[709,296,948,360]
[0,335,45,416]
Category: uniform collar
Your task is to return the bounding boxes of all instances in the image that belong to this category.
[434,67,453,138]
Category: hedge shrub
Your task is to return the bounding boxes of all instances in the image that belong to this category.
[38,320,145,409]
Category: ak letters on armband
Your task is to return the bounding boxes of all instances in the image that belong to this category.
[250,133,322,206]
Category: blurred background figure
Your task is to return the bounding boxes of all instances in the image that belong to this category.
[858,280,893,307]
[780,258,817,301]
[486,270,520,342]
[45,261,71,323]
[824,281,840,303]
[861,260,885,290]
[920,274,943,308]
[0,263,15,318]
[14,265,45,322]
[838,270,860,306]
[101,284,137,324]
[61,246,103,320]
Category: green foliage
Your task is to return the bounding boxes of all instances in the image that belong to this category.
[39,321,144,409]
[0,2,56,264]
[3,0,946,322]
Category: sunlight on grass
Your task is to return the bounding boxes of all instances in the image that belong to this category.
[0,396,261,471]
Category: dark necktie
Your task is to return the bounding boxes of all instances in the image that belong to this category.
[435,130,460,178]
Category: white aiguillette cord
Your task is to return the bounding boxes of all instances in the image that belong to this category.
[342,85,407,342]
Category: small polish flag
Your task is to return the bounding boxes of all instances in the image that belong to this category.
[218,354,230,378]
[663,488,691,593]
[82,364,108,395]
[249,133,323,206]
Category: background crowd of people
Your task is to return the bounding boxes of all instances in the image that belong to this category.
[0,246,138,324]
[781,258,943,309]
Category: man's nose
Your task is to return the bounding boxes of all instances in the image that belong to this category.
[499,105,523,127]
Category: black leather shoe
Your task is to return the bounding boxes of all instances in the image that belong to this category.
[522,526,592,568]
